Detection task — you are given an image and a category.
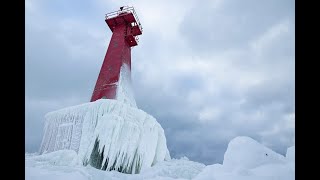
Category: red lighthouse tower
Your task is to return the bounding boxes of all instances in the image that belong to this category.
[90,6,143,102]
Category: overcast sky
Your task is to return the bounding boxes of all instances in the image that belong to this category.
[26,0,295,165]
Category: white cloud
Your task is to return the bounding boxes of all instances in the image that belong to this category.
[250,19,291,56]
[199,106,222,123]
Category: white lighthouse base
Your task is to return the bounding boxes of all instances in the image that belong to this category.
[39,99,171,174]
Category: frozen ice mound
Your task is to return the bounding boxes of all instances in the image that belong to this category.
[223,136,286,170]
[194,136,294,180]
[286,146,295,162]
[39,99,171,174]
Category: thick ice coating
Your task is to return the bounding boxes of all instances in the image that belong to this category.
[40,99,171,173]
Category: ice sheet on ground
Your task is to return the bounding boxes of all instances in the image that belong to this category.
[29,136,294,180]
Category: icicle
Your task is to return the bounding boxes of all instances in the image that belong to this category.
[39,99,171,174]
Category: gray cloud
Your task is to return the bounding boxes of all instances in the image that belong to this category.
[180,0,294,52]
[26,0,295,164]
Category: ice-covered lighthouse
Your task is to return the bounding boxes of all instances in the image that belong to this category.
[39,6,170,174]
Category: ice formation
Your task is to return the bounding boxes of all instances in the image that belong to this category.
[27,136,295,180]
[286,146,295,162]
[39,63,170,174]
[222,136,286,170]
[193,136,295,180]
[116,64,137,108]
[39,99,170,173]
[79,99,172,173]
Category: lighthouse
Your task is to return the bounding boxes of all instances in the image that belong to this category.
[39,7,170,173]
[90,6,143,102]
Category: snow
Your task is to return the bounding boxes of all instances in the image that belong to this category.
[141,156,205,179]
[286,146,295,162]
[39,99,170,174]
[222,136,286,171]
[26,152,204,180]
[28,136,294,180]
[193,136,295,180]
[116,63,137,108]
[27,150,81,167]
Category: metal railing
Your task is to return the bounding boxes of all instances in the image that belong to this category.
[105,6,143,34]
